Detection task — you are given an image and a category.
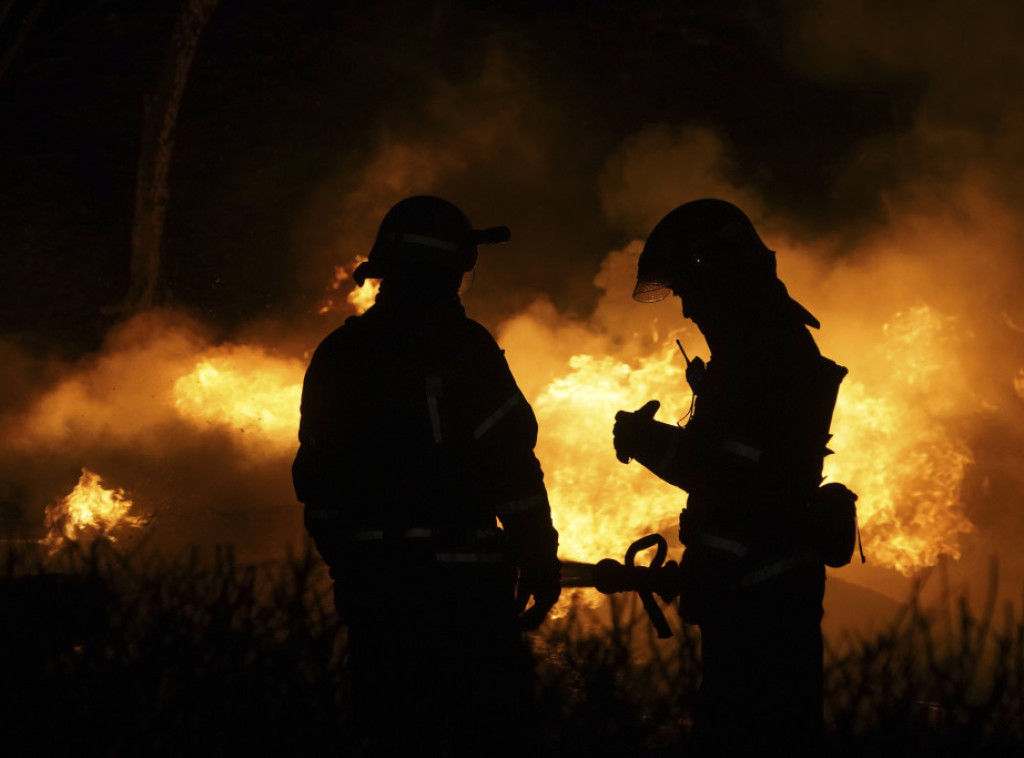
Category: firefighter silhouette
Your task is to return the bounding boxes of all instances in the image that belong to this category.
[293,196,560,755]
[613,199,852,756]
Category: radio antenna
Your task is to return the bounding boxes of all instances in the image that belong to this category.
[675,339,691,366]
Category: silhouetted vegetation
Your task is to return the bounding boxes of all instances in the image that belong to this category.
[1,541,1022,756]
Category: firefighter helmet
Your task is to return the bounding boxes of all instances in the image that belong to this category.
[352,196,510,286]
[635,198,820,327]
[634,199,776,303]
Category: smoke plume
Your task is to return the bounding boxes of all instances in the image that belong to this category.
[4,2,1024,612]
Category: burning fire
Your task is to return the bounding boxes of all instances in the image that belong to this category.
[532,346,692,561]
[159,267,982,576]
[8,248,986,580]
[172,346,304,457]
[520,295,976,575]
[43,468,144,549]
[824,306,975,574]
[317,256,379,316]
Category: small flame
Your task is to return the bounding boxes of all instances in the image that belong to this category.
[317,256,379,316]
[347,277,380,315]
[316,265,349,315]
[43,468,143,549]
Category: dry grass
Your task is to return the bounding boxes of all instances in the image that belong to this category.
[2,540,1022,756]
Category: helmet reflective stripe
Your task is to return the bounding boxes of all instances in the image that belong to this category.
[474,392,522,439]
[698,531,749,557]
[720,438,762,462]
[436,551,506,563]
[426,376,443,443]
[350,530,386,541]
[344,528,435,541]
[306,525,502,541]
[495,494,546,517]
[381,231,460,252]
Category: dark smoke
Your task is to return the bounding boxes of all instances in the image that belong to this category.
[2,2,1024,610]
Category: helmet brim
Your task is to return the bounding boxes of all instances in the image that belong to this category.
[352,260,385,287]
[632,278,672,303]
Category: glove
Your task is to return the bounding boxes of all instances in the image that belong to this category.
[613,399,660,463]
[516,562,562,631]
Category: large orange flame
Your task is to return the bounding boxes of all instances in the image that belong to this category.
[172,346,304,457]
[11,248,982,580]
[824,306,975,574]
[532,346,693,561]
[514,294,976,575]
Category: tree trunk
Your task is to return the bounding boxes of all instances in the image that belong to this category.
[0,0,49,89]
[127,0,219,311]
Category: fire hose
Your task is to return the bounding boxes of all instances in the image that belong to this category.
[560,533,679,639]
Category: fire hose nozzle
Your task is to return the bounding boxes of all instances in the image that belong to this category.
[593,558,647,594]
[561,535,678,639]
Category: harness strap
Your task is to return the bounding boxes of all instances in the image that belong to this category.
[699,531,749,557]
[739,551,818,587]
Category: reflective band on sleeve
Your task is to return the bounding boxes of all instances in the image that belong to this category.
[382,232,459,252]
[699,531,749,557]
[426,376,443,444]
[306,524,498,543]
[348,528,433,542]
[495,494,547,517]
[740,552,818,587]
[350,530,386,542]
[721,438,762,462]
[436,552,507,564]
[473,393,522,439]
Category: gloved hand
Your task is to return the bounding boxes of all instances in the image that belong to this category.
[516,562,562,631]
[613,399,661,463]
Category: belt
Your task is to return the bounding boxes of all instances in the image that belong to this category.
[336,526,502,543]
[317,524,507,565]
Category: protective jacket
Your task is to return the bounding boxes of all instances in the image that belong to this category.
[632,316,844,610]
[630,314,843,756]
[292,288,559,612]
[293,288,557,755]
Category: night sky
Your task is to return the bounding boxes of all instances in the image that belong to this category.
[0,0,921,348]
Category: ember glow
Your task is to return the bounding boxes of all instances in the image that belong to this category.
[43,468,143,549]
